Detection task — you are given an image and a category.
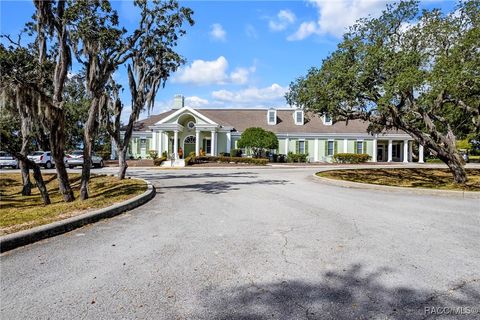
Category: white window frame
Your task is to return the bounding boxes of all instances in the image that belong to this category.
[267,109,277,125]
[327,140,334,156]
[356,140,364,154]
[323,114,332,125]
[298,140,306,154]
[294,110,304,125]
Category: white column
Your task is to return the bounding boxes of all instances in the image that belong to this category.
[409,141,413,162]
[195,130,200,156]
[173,130,178,159]
[226,132,231,154]
[211,130,217,156]
[285,138,289,154]
[111,139,117,160]
[419,145,424,163]
[314,138,319,162]
[158,130,163,155]
[388,139,393,162]
[403,139,409,163]
[343,138,348,153]
[151,130,157,153]
[372,136,377,162]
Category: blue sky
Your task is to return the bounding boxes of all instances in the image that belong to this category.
[1,0,456,122]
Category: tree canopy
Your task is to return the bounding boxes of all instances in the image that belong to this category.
[237,127,279,158]
[286,0,479,183]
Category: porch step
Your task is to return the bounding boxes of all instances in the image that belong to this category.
[160,159,185,168]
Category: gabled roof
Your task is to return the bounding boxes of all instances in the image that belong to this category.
[132,108,403,135]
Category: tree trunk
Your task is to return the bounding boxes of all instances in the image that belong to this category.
[438,152,468,184]
[118,146,128,180]
[80,97,101,200]
[20,161,32,196]
[6,149,51,205]
[32,164,51,205]
[50,111,75,202]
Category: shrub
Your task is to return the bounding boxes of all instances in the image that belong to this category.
[191,156,268,165]
[333,153,371,163]
[148,150,158,160]
[162,151,167,158]
[287,152,308,163]
[184,152,196,165]
[153,156,167,166]
[230,148,242,157]
[96,150,111,160]
[219,152,229,157]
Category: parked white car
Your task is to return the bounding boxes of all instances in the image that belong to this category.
[0,151,19,169]
[28,151,55,169]
[65,150,104,168]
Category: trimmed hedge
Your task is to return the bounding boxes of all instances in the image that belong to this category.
[153,156,167,166]
[333,153,371,163]
[287,152,308,163]
[190,156,268,165]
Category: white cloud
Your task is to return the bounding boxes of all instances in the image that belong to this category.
[269,9,296,31]
[245,24,258,39]
[212,83,288,107]
[210,23,226,41]
[288,0,387,40]
[287,21,318,41]
[184,96,209,108]
[173,56,255,85]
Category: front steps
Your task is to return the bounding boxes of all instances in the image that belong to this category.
[160,159,185,168]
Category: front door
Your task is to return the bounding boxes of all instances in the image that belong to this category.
[183,136,196,157]
[377,145,385,162]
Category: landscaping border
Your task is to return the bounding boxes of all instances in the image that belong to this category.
[313,171,480,199]
[0,178,156,253]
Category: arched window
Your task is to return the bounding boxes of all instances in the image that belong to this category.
[184,136,196,144]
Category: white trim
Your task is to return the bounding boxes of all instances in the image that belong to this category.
[156,107,218,125]
[403,139,409,163]
[372,136,377,162]
[387,139,393,162]
[226,132,231,153]
[419,145,424,163]
[323,114,333,125]
[267,109,277,125]
[314,139,319,162]
[343,138,348,153]
[294,110,304,125]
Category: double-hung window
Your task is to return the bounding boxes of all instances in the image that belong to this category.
[327,141,334,156]
[299,141,305,154]
[356,141,363,154]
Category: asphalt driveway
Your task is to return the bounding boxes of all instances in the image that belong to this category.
[1,167,479,319]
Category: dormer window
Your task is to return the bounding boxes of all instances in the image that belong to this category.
[267,109,277,125]
[323,113,332,125]
[294,110,304,125]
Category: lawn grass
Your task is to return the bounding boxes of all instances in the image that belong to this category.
[317,168,480,191]
[0,173,147,235]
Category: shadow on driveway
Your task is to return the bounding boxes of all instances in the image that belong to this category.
[197,264,480,319]
[160,179,290,194]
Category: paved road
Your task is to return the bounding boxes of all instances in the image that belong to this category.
[1,167,479,319]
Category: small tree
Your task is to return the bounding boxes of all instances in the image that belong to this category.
[237,127,278,158]
[286,0,479,184]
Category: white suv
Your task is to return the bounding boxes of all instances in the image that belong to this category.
[28,151,55,169]
[0,151,19,169]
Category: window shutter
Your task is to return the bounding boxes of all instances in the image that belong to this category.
[295,140,299,154]
[137,139,141,154]
[363,141,367,154]
[324,141,328,156]
[305,140,309,155]
[354,141,358,154]
[334,141,338,155]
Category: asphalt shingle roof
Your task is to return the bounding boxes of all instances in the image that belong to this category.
[132,108,402,134]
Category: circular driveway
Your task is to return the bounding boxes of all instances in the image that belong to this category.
[1,167,479,319]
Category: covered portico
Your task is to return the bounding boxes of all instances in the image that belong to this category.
[372,134,424,163]
[148,106,232,159]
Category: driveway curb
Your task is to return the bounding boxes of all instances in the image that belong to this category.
[0,178,156,253]
[313,172,480,199]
